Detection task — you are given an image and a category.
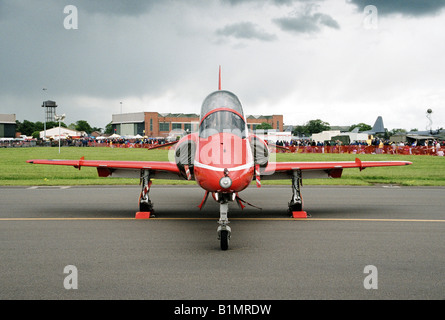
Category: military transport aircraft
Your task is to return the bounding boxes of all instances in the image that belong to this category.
[27,68,412,250]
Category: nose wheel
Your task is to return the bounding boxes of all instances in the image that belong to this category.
[218,229,230,250]
[217,194,232,250]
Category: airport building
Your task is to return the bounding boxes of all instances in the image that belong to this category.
[111,112,283,138]
[0,114,17,138]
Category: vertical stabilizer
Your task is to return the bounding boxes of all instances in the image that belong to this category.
[218,66,221,90]
[371,116,385,133]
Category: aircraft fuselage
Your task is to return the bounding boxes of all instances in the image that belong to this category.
[193,90,254,193]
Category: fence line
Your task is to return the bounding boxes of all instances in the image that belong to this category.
[271,145,444,156]
[91,141,444,156]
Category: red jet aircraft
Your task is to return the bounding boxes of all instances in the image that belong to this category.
[28,69,412,250]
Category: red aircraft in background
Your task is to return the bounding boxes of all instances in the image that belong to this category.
[27,68,412,250]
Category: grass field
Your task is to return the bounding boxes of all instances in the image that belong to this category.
[0,147,444,186]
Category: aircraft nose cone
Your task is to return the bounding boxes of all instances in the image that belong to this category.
[219,176,232,189]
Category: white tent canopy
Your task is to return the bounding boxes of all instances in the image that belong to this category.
[40,127,86,139]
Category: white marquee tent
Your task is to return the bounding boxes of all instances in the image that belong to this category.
[40,127,86,139]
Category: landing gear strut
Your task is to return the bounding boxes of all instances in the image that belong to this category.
[217,193,232,250]
[139,169,154,214]
[289,170,304,213]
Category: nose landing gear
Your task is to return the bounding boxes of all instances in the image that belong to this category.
[217,193,232,250]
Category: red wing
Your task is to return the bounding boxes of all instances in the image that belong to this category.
[261,158,412,180]
[27,158,183,180]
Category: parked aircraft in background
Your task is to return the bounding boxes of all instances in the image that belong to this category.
[356,116,385,135]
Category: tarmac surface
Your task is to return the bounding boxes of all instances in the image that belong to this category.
[1,185,444,300]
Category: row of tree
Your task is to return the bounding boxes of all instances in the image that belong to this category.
[292,119,331,136]
[292,120,422,139]
[242,119,367,136]
[15,119,104,138]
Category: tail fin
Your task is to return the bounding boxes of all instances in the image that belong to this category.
[371,116,385,133]
[218,65,221,90]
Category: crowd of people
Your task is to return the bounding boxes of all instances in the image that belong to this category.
[2,135,444,156]
[274,137,442,148]
[272,138,444,156]
[98,137,167,148]
[95,136,444,155]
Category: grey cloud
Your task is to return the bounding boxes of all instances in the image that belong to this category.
[216,22,277,41]
[73,0,157,16]
[0,0,175,101]
[348,0,445,17]
[274,11,340,34]
[0,0,156,22]
[221,0,322,5]
[314,13,340,29]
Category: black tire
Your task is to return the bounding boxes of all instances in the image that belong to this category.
[139,202,153,212]
[220,230,229,250]
[288,201,303,212]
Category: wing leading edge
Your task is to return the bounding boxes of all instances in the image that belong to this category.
[260,158,412,180]
[26,158,183,180]
[27,157,412,180]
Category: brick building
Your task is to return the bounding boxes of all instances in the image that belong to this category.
[111,112,283,138]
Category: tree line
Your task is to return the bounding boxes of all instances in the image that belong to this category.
[291,119,374,136]
[291,120,425,140]
[15,119,106,138]
[234,119,373,136]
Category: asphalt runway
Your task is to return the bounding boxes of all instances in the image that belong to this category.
[1,185,444,300]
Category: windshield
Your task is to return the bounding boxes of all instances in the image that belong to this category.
[200,90,244,119]
[199,110,246,139]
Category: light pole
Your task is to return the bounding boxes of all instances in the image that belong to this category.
[54,113,66,153]
[42,88,47,141]
[426,108,433,133]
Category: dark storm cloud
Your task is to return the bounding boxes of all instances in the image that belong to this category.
[72,0,156,16]
[348,0,445,17]
[274,11,340,34]
[0,1,15,20]
[0,0,157,20]
[0,0,170,101]
[221,0,321,5]
[216,22,277,41]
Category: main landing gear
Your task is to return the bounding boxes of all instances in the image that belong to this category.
[139,169,154,215]
[216,193,232,250]
[288,170,307,218]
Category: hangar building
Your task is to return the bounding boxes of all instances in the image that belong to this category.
[0,114,17,138]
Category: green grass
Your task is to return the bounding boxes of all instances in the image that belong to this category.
[272,153,444,186]
[0,147,444,186]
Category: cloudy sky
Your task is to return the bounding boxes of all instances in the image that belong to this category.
[1,0,444,131]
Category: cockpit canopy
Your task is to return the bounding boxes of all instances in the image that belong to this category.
[199,91,246,139]
[200,90,244,119]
